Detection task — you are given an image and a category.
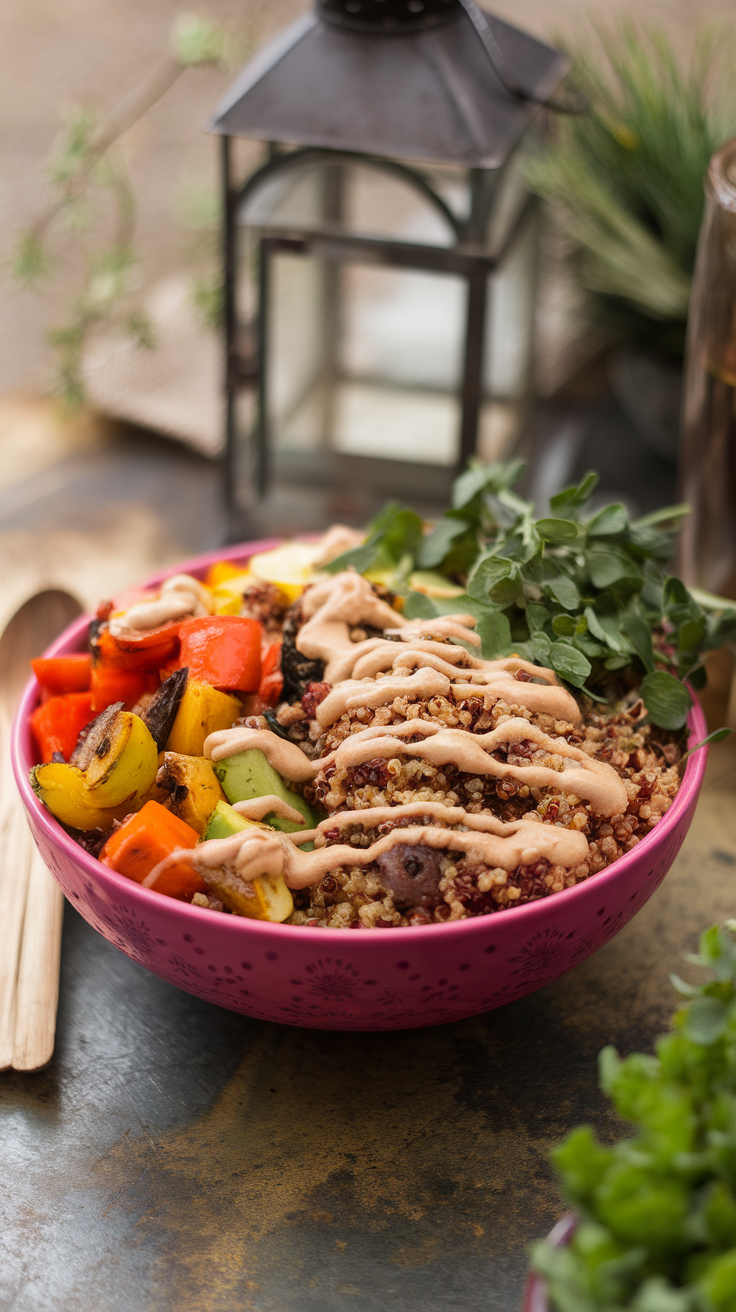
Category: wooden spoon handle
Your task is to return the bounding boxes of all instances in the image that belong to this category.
[0,802,33,1070]
[12,845,64,1071]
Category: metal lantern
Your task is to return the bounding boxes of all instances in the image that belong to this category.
[210,0,568,530]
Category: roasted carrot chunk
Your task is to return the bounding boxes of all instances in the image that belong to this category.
[143,858,207,901]
[177,615,262,692]
[99,801,199,885]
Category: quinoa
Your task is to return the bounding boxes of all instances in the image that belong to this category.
[277,626,684,928]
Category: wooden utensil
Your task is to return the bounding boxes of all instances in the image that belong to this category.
[0,589,82,1071]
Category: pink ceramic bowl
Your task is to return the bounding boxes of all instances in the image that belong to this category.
[12,540,708,1032]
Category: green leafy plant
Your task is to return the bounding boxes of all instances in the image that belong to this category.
[532,924,736,1311]
[526,23,736,359]
[10,13,229,407]
[324,459,736,732]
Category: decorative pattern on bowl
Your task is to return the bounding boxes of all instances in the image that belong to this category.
[12,540,708,1032]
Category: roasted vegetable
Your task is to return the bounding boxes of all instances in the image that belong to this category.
[30,762,131,831]
[135,751,171,807]
[157,752,226,836]
[31,654,91,697]
[204,560,246,588]
[141,667,188,751]
[199,858,293,921]
[200,801,294,919]
[143,857,208,901]
[164,678,241,756]
[30,692,94,763]
[258,640,283,706]
[93,621,180,673]
[247,541,320,602]
[203,798,262,841]
[90,664,154,714]
[100,800,200,886]
[213,748,319,833]
[177,615,262,692]
[82,710,159,808]
[280,602,325,701]
[70,701,124,770]
[208,570,254,615]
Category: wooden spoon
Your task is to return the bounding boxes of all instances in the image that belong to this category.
[0,589,82,1071]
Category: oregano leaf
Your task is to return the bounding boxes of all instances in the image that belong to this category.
[475,609,512,659]
[467,555,521,606]
[547,574,580,611]
[623,614,655,673]
[586,503,629,536]
[536,518,586,545]
[550,471,599,518]
[549,642,592,687]
[416,518,468,569]
[640,671,693,730]
[587,544,642,588]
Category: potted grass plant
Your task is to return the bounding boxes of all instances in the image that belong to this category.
[526,923,736,1312]
[526,23,736,459]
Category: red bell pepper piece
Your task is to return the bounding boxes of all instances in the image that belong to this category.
[31,654,92,697]
[30,692,94,763]
[90,665,158,714]
[100,801,201,892]
[259,640,283,706]
[94,624,180,673]
[178,615,262,692]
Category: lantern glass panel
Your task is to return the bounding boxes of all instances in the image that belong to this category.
[236,152,538,478]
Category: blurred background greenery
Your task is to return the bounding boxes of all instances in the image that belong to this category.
[0,0,732,405]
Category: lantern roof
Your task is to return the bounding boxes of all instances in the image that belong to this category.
[209,1,569,171]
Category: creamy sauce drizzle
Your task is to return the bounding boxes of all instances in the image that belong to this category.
[315,668,451,727]
[204,728,315,781]
[110,573,213,635]
[294,572,581,722]
[232,796,306,826]
[309,524,366,568]
[325,718,627,817]
[153,807,588,893]
[205,714,626,818]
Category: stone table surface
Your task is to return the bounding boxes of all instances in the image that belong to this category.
[2,417,736,1312]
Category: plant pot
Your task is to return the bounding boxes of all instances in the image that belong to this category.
[522,1213,576,1311]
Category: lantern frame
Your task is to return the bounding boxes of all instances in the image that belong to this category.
[222,140,538,517]
[214,2,568,529]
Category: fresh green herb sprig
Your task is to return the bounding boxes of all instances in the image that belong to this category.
[324,460,736,731]
[532,924,736,1312]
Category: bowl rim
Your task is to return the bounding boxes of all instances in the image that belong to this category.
[12,536,710,946]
